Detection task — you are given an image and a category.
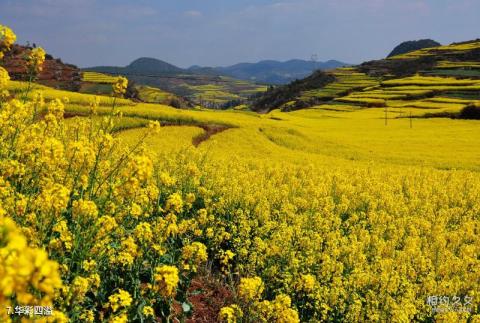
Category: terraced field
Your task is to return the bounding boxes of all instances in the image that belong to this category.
[387,40,480,60]
[293,69,379,106]
[2,27,480,323]
[331,75,479,113]
[81,70,268,108]
[82,71,118,83]
[8,77,479,170]
[182,77,268,106]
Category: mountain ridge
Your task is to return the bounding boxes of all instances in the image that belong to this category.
[203,59,348,84]
[250,39,480,112]
[84,57,349,84]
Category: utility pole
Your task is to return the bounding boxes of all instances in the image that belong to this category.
[384,106,388,126]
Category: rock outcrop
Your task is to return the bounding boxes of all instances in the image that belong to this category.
[1,44,81,91]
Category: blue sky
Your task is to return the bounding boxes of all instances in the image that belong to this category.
[1,0,479,68]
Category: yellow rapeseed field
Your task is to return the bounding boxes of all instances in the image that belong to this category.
[1,25,480,323]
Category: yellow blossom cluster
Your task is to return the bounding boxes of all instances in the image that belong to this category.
[108,289,132,313]
[218,249,235,274]
[0,66,9,98]
[154,265,179,298]
[238,276,264,302]
[181,241,208,272]
[142,305,155,317]
[0,25,16,59]
[72,199,98,221]
[0,29,210,320]
[111,236,139,267]
[113,76,128,97]
[256,294,300,323]
[198,157,480,322]
[0,214,64,322]
[1,23,480,322]
[218,304,243,323]
[222,277,299,323]
[165,192,184,213]
[0,66,9,88]
[27,47,46,74]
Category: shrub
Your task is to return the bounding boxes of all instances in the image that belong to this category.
[459,103,480,119]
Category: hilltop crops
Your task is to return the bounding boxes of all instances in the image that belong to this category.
[299,70,378,102]
[1,25,480,323]
[184,79,268,106]
[388,41,480,60]
[331,74,480,116]
[82,71,118,84]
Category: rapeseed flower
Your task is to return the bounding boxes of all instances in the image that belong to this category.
[219,305,243,323]
[0,25,16,58]
[238,277,264,302]
[27,47,46,74]
[108,289,132,312]
[165,192,183,213]
[154,265,179,298]
[142,306,155,317]
[0,67,9,88]
[181,241,208,272]
[113,76,128,97]
[72,199,98,221]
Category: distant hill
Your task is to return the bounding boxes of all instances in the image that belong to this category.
[387,39,441,58]
[84,58,268,108]
[190,59,348,84]
[250,70,336,112]
[83,57,348,107]
[126,57,183,74]
[85,57,184,76]
[85,58,349,84]
[251,39,480,112]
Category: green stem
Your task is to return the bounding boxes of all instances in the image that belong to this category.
[105,96,117,132]
[23,73,34,103]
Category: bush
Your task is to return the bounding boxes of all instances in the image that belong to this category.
[387,39,441,58]
[459,103,480,119]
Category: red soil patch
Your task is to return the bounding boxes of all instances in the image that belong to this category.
[2,44,81,91]
[173,276,234,323]
[40,111,230,147]
[192,124,230,147]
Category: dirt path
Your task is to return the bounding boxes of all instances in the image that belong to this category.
[62,112,232,147]
[172,276,233,323]
[192,124,230,147]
